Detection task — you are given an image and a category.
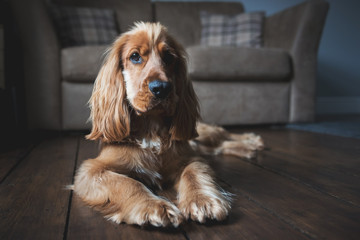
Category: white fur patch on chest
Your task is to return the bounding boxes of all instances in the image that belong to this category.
[139,138,162,152]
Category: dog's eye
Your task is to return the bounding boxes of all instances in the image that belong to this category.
[163,51,175,65]
[130,52,142,64]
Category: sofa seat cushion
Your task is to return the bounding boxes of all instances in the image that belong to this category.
[61,45,108,83]
[187,46,292,82]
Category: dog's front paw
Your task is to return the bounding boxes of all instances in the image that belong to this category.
[136,198,183,227]
[179,193,231,223]
[147,199,183,227]
[107,197,183,227]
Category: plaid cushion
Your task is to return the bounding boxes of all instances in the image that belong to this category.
[50,5,119,47]
[200,11,265,48]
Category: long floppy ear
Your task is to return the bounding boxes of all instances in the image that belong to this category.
[86,35,130,143]
[168,36,200,141]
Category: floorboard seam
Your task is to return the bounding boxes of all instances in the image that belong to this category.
[0,143,37,184]
[180,227,191,240]
[240,153,360,209]
[63,136,80,240]
[236,190,315,240]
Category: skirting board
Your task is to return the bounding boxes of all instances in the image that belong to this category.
[316,97,360,114]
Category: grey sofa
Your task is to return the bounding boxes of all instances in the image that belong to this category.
[10,0,329,130]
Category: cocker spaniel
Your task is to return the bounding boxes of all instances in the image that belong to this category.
[72,22,263,227]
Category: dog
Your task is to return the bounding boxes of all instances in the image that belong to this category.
[72,22,263,227]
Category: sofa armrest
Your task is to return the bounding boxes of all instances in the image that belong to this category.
[264,0,329,122]
[10,0,62,129]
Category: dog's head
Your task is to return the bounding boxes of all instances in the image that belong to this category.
[87,22,199,143]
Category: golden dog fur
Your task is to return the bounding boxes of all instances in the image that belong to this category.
[72,22,263,227]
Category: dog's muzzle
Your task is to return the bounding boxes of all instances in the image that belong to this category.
[148,80,172,99]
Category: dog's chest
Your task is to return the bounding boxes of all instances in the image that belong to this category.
[135,137,181,187]
[134,120,170,153]
[139,137,162,152]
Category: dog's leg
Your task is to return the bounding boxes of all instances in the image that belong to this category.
[222,132,264,158]
[195,122,264,158]
[176,159,232,223]
[73,159,183,227]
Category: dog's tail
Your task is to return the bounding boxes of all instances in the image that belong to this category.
[190,122,264,159]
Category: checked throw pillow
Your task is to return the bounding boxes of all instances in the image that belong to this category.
[200,11,265,48]
[49,5,119,48]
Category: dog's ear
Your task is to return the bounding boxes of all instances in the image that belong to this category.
[168,37,200,141]
[86,35,130,143]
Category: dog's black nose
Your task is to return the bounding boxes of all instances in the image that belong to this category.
[148,80,172,99]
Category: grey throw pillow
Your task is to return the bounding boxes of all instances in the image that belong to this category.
[200,11,265,48]
[49,5,119,47]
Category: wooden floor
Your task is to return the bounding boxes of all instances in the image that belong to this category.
[1,127,359,240]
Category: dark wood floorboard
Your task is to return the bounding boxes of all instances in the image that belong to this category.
[241,128,360,207]
[182,192,307,240]
[0,137,78,240]
[215,155,360,240]
[1,128,359,240]
[0,145,34,183]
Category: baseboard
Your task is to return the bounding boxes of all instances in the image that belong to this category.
[316,97,360,114]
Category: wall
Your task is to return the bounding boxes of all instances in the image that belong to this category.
[155,0,360,115]
[314,0,360,114]
[240,0,360,114]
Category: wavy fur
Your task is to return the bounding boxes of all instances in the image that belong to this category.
[73,22,263,227]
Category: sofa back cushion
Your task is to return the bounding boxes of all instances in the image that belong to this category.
[61,45,109,83]
[154,2,244,47]
[52,0,152,33]
[187,46,292,82]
